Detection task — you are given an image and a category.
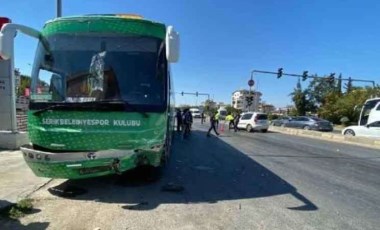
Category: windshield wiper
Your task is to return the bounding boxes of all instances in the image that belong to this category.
[95,99,149,118]
[33,100,149,118]
[33,102,108,116]
[33,104,74,116]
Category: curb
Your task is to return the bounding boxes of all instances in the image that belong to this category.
[269,126,380,150]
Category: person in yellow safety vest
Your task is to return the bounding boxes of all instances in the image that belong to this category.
[225,114,234,130]
[215,112,220,128]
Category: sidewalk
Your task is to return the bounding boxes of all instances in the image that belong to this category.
[0,150,51,209]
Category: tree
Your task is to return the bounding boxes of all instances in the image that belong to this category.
[225,104,241,115]
[203,99,217,115]
[17,75,31,97]
[289,79,308,115]
[344,77,353,93]
[306,75,337,106]
[336,73,342,95]
[317,91,341,123]
[317,86,380,124]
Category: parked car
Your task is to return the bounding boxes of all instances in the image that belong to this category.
[284,116,333,131]
[190,108,201,118]
[237,112,269,132]
[342,121,380,137]
[271,116,293,127]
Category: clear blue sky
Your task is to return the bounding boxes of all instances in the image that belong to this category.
[2,0,380,107]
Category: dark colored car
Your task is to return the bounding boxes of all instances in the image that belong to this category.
[284,116,333,131]
[271,116,293,127]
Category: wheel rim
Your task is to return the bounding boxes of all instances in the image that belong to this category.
[344,130,355,136]
[247,125,252,132]
[304,126,310,130]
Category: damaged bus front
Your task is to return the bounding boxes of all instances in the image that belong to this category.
[0,14,179,179]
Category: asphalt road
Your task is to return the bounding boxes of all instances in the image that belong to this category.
[2,120,379,229]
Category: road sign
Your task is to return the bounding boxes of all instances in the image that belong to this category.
[248,79,254,87]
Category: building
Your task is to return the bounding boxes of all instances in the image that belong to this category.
[259,103,276,113]
[273,105,295,116]
[231,89,262,112]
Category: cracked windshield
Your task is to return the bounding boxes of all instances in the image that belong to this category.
[0,0,380,230]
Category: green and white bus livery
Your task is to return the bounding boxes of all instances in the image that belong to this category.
[0,14,180,179]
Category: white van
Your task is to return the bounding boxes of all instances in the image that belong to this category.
[218,108,227,120]
[189,108,201,118]
[237,112,269,132]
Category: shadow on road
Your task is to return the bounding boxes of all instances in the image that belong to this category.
[47,130,318,211]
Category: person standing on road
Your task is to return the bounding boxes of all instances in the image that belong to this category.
[225,114,234,130]
[176,109,182,132]
[215,111,220,129]
[189,111,193,130]
[182,109,192,139]
[207,112,220,137]
[233,113,240,132]
[201,112,205,124]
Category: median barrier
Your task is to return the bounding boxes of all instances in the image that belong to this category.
[269,126,380,149]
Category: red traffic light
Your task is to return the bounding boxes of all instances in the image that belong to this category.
[0,17,11,30]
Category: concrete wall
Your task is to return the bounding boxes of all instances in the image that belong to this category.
[0,131,29,150]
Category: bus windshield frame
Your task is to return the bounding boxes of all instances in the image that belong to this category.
[30,33,168,112]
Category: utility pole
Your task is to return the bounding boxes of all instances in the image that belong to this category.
[247,77,255,112]
[56,0,62,18]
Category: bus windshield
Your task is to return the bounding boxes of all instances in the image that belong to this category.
[30,33,167,107]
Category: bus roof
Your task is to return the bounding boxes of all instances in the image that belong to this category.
[42,14,166,39]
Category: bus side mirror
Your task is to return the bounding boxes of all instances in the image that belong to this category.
[0,30,14,60]
[166,26,180,63]
[1,23,41,60]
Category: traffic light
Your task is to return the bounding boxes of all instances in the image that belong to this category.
[302,71,308,81]
[246,95,254,107]
[327,73,335,85]
[196,91,198,97]
[181,91,184,96]
[277,68,283,79]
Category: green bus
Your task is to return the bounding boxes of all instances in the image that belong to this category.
[0,14,180,179]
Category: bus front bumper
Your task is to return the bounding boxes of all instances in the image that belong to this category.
[20,144,164,179]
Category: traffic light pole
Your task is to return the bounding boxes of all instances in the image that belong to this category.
[251,69,376,87]
[177,92,210,100]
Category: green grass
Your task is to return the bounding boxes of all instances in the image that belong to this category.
[0,199,34,219]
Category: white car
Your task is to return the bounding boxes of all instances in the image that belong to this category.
[342,121,380,138]
[189,108,201,118]
[237,112,269,132]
